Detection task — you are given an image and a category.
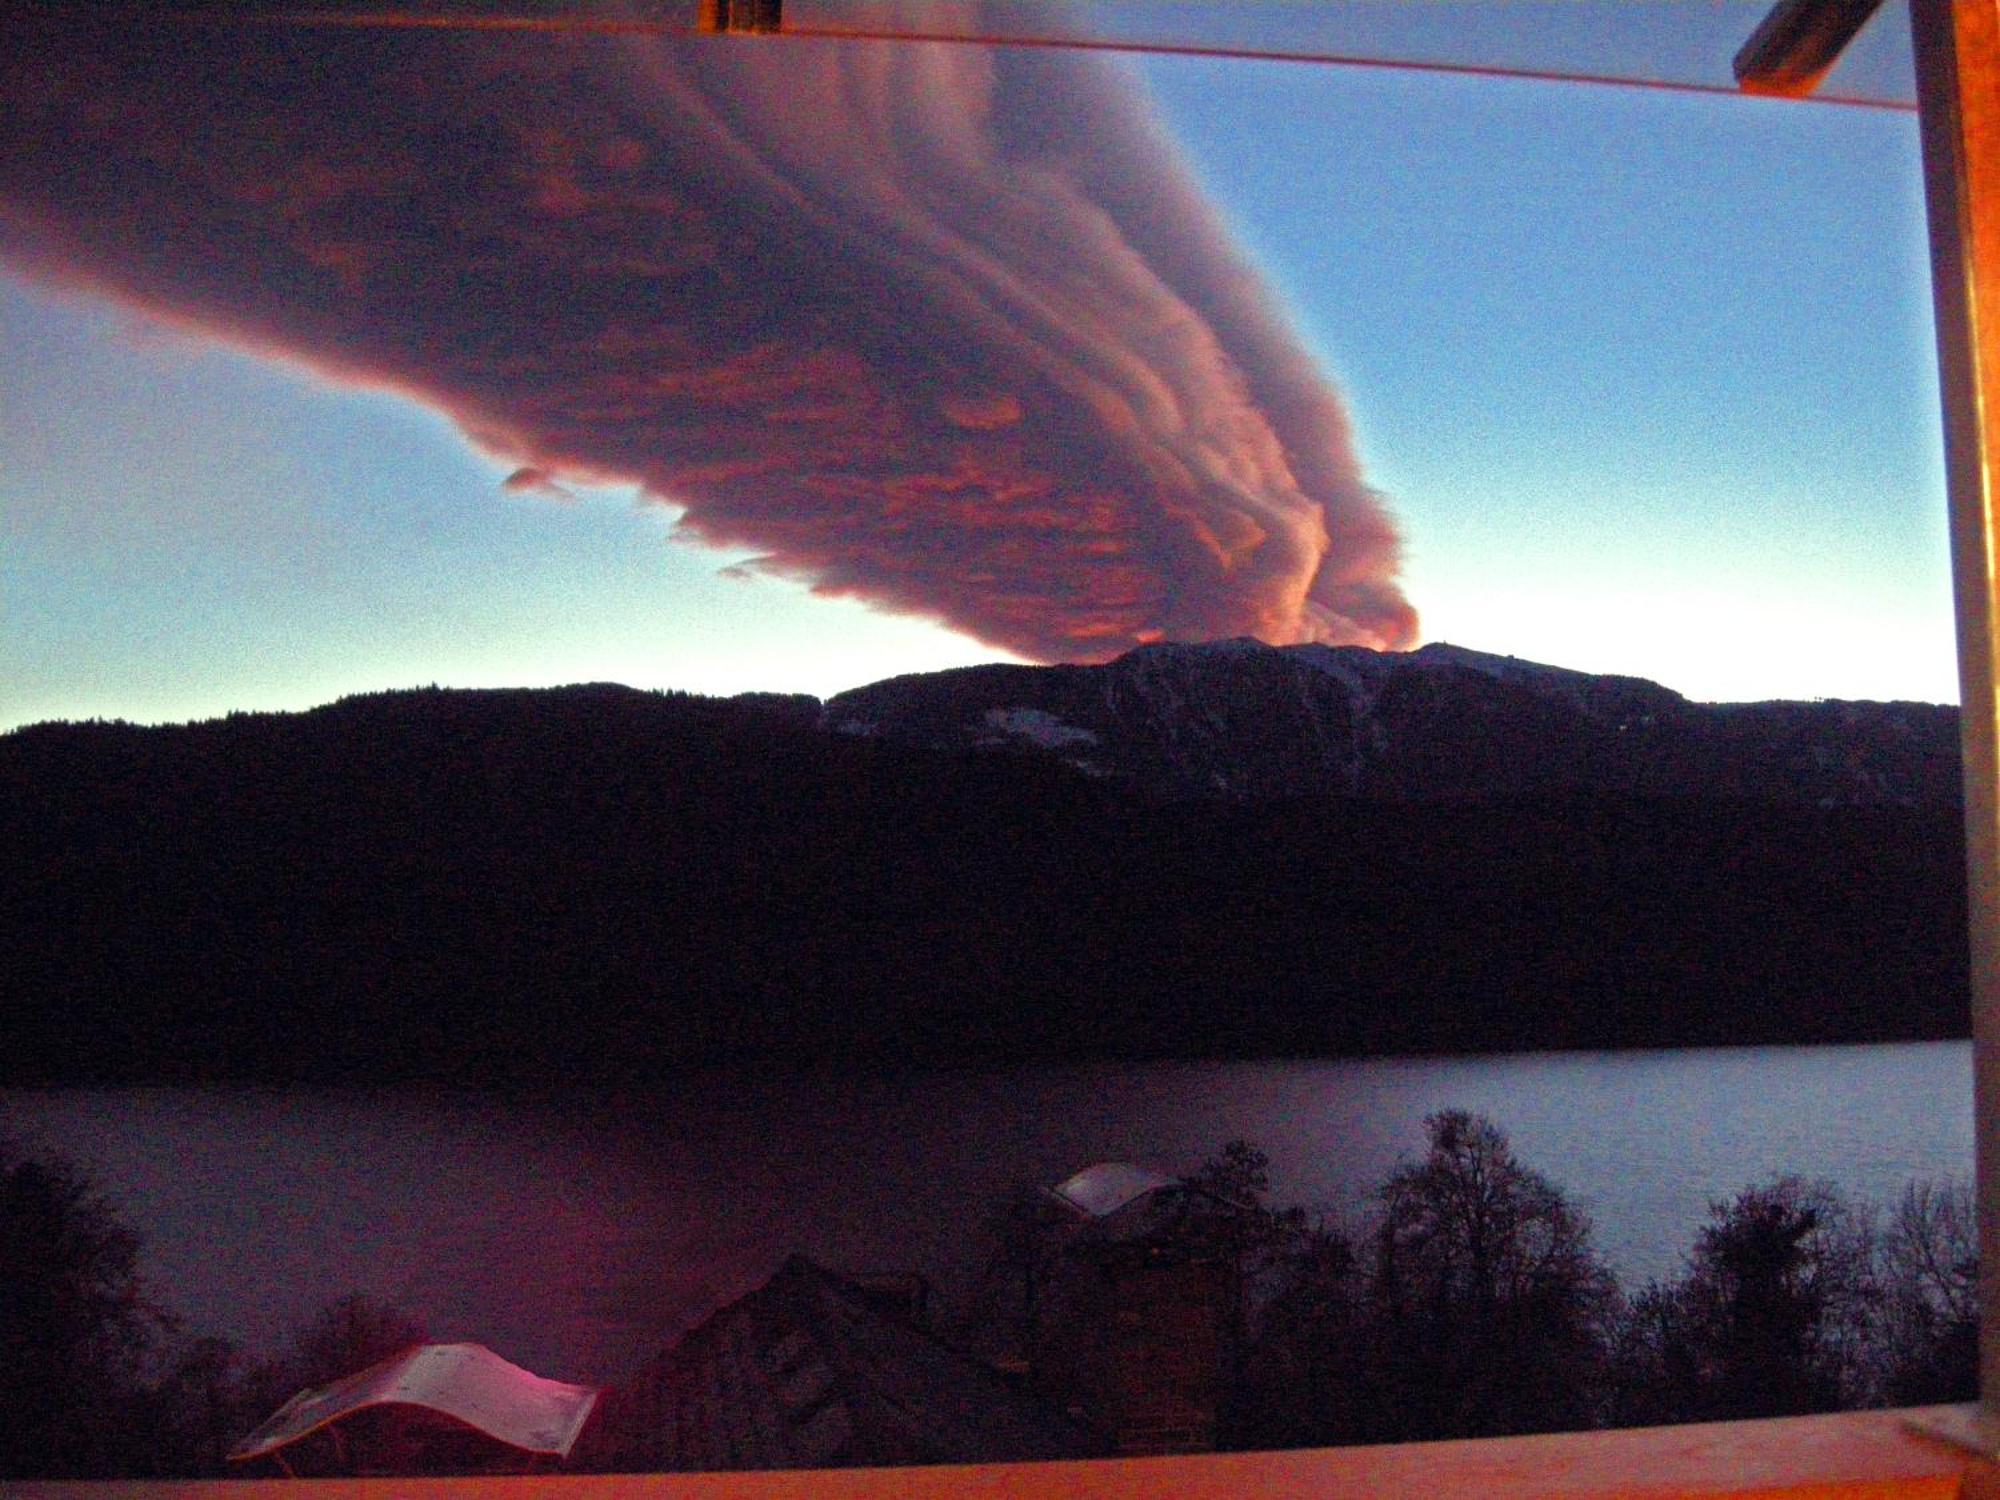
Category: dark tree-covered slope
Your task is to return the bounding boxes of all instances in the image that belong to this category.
[2,679,1968,1084]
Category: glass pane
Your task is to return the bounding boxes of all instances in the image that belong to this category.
[793,0,1918,107]
[0,0,1969,1481]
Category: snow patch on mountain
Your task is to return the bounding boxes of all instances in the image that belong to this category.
[814,638,1956,806]
[979,707,1099,749]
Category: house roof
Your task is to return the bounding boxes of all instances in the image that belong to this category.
[585,1255,1102,1472]
[229,1342,601,1464]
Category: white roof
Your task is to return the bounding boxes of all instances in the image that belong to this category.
[1048,1161,1178,1219]
[229,1342,600,1463]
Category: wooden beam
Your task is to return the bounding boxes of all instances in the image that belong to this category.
[1734,0,1889,95]
[1,1405,1980,1499]
[1911,0,2000,1437]
[695,0,781,35]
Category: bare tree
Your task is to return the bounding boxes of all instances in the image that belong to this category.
[233,1292,426,1431]
[277,1293,430,1392]
[1876,1177,1976,1403]
[1365,1111,1617,1439]
[953,1183,1074,1362]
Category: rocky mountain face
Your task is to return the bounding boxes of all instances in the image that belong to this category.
[821,640,1960,806]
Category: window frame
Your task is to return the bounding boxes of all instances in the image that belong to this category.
[1911,0,2000,1434]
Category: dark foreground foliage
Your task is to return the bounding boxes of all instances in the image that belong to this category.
[1225,1121,1977,1447]
[0,1132,431,1480]
[968,1118,1976,1455]
[0,1143,168,1477]
[1,1117,1977,1478]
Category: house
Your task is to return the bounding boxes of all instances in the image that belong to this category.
[1032,1163,1242,1456]
[579,1255,1103,1472]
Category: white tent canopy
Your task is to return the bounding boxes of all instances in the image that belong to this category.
[229,1342,600,1465]
[1048,1162,1179,1220]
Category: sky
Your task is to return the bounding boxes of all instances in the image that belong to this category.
[0,10,1955,731]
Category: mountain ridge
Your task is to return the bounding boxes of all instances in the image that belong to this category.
[818,639,1959,806]
[3,641,1966,1082]
[14,639,1954,812]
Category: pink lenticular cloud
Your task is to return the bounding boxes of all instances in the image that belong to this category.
[0,5,1416,661]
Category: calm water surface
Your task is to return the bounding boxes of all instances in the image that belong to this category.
[0,1041,1973,1384]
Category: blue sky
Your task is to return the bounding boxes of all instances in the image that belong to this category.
[2,277,1001,728]
[1144,56,1949,703]
[0,43,1954,730]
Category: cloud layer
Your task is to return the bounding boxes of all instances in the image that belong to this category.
[0,5,1416,660]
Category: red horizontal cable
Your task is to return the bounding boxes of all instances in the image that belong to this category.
[161,7,1917,113]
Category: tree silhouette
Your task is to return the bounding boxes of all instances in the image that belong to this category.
[1876,1177,1977,1403]
[1170,1140,1314,1443]
[0,1139,171,1478]
[1230,1222,1366,1448]
[1611,1177,1876,1423]
[950,1181,1074,1370]
[1365,1111,1616,1439]
[273,1293,430,1393]
[225,1293,433,1476]
[148,1335,253,1477]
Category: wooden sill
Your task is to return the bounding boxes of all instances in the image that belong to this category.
[8,1407,1986,1500]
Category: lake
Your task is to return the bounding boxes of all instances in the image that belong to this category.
[0,1040,1974,1386]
